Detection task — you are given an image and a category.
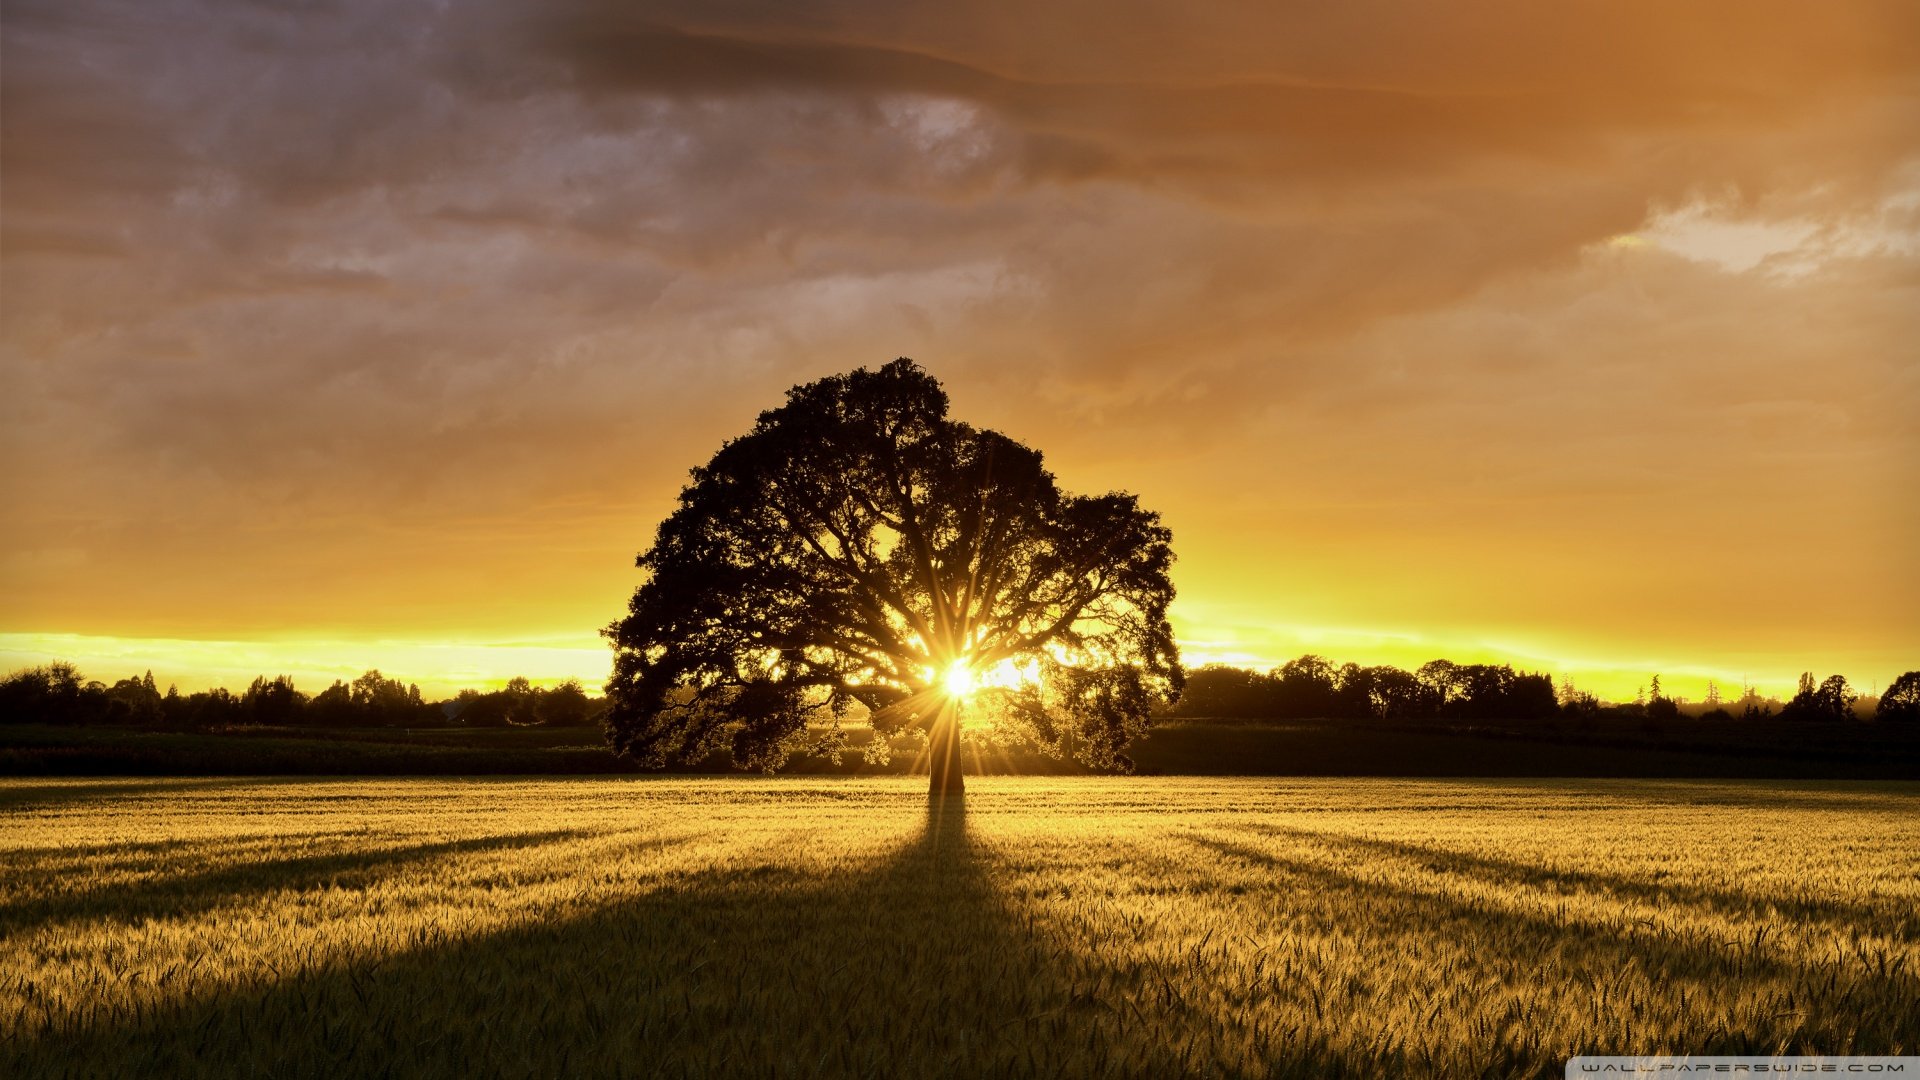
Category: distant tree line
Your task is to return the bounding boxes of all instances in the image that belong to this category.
[2,657,1914,730]
[0,663,607,730]
[1168,657,1920,725]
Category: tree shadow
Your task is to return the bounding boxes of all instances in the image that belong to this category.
[0,829,596,935]
[1179,831,1920,1054]
[26,797,1899,1078]
[1231,820,1918,940]
[1578,780,1920,814]
[7,798,1205,1078]
[1187,833,1789,980]
[0,777,262,813]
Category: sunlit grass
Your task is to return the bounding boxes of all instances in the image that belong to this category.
[1,777,1915,1077]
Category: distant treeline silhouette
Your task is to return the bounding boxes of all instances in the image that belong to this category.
[1169,657,1920,725]
[0,664,603,730]
[1,657,1915,731]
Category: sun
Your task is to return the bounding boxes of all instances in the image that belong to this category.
[942,659,979,699]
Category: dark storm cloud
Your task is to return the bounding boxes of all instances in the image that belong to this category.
[519,0,1919,186]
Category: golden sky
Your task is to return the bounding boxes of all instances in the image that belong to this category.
[3,1,1916,701]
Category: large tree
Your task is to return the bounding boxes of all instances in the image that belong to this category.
[604,359,1182,794]
[1880,671,1920,723]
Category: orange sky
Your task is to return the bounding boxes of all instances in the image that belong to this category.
[3,1,1916,701]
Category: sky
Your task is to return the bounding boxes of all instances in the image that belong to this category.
[2,0,1916,701]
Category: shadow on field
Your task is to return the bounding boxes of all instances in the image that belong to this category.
[8,799,1206,1079]
[0,830,591,935]
[1234,821,1918,941]
[1182,831,1920,1052]
[0,777,261,812]
[1581,780,1920,814]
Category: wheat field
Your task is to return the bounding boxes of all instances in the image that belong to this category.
[2,777,1916,1078]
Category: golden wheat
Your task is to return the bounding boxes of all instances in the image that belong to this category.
[1,777,1914,1078]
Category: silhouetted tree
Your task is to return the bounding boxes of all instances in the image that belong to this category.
[308,680,355,725]
[1175,660,1448,721]
[1506,671,1559,720]
[1880,671,1920,723]
[1171,665,1279,718]
[1326,663,1436,720]
[1560,688,1601,724]
[1367,665,1433,719]
[344,669,431,726]
[448,688,498,726]
[104,671,163,725]
[159,686,243,728]
[1781,671,1857,723]
[449,676,574,727]
[1645,674,1680,724]
[501,676,539,725]
[537,678,594,726]
[1454,665,1513,714]
[1556,676,1594,724]
[1331,663,1375,719]
[604,359,1182,794]
[0,663,90,724]
[1273,655,1339,718]
[1415,660,1463,717]
[1819,674,1859,721]
[242,675,307,726]
[1406,660,1554,721]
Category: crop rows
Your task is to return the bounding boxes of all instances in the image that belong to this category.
[2,777,1915,1077]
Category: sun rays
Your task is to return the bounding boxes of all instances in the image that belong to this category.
[942,659,978,700]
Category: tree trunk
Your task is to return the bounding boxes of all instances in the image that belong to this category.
[927,707,964,797]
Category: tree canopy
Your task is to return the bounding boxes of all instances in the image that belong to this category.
[603,359,1182,792]
[1880,671,1920,723]
[1780,671,1860,723]
[1171,657,1556,721]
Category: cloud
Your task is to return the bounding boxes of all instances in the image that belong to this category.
[1,0,1914,693]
